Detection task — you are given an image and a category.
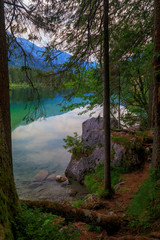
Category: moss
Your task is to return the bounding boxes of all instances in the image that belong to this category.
[84,164,122,197]
[111,136,131,148]
[112,134,144,171]
[127,171,160,228]
[111,150,115,161]
[0,112,20,239]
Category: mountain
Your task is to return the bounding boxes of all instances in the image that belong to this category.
[8,38,72,70]
[8,38,97,70]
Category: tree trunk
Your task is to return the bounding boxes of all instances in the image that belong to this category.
[118,71,121,129]
[103,0,111,193]
[152,0,160,172]
[0,1,20,239]
[21,200,123,235]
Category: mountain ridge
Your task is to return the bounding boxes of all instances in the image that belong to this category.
[9,38,96,70]
[8,38,72,70]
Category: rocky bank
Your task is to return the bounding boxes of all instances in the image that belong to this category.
[65,117,151,183]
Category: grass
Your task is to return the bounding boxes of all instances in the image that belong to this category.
[111,136,131,148]
[84,164,124,198]
[13,205,80,240]
[127,170,160,228]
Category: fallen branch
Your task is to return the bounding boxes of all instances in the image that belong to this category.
[21,200,124,235]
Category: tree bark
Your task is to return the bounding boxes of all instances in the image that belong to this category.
[21,200,123,235]
[152,0,160,171]
[0,1,20,239]
[103,0,111,193]
[118,71,121,129]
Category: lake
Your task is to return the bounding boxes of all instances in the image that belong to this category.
[11,88,101,201]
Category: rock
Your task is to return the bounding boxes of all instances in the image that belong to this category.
[114,182,125,191]
[61,180,70,187]
[65,146,105,183]
[29,182,43,189]
[68,189,78,197]
[46,174,57,181]
[56,175,68,183]
[111,142,125,167]
[82,117,117,146]
[111,137,145,168]
[65,118,144,183]
[82,194,105,209]
[108,211,116,216]
[34,170,48,181]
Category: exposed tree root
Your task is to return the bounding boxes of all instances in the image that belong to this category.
[21,200,125,235]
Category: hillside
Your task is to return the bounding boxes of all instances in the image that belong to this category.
[8,38,96,70]
[8,38,72,70]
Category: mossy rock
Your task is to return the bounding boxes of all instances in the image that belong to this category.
[112,137,144,170]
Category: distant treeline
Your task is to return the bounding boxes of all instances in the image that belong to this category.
[9,66,45,84]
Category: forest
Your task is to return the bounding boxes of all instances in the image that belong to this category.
[1,0,160,239]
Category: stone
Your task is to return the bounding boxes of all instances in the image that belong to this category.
[108,211,116,216]
[65,146,105,183]
[34,170,48,181]
[29,182,43,189]
[111,142,125,167]
[114,182,125,191]
[61,180,70,187]
[68,189,78,197]
[56,175,68,183]
[46,174,57,181]
[82,117,117,145]
[82,194,105,210]
[65,117,144,183]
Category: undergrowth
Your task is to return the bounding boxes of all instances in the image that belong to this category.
[127,170,160,228]
[13,205,80,240]
[111,136,130,148]
[84,164,124,198]
[63,132,93,159]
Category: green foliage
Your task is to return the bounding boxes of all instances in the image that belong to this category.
[84,164,122,198]
[111,136,130,148]
[61,66,103,113]
[9,66,59,89]
[128,170,160,227]
[120,112,139,128]
[14,205,80,240]
[86,224,102,233]
[72,196,88,208]
[63,132,93,159]
[72,199,84,208]
[136,131,148,138]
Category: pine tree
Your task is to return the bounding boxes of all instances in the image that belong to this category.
[0,0,20,238]
[152,0,160,173]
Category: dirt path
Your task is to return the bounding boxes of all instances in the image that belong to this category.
[76,162,152,240]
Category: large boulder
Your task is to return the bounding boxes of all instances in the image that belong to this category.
[111,138,144,168]
[82,117,117,146]
[65,146,105,183]
[65,117,144,183]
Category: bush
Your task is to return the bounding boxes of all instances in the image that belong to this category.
[63,132,93,159]
[13,205,80,240]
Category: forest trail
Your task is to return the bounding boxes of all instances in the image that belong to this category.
[75,161,160,240]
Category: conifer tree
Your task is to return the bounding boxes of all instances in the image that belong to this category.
[152,0,160,173]
[0,0,20,239]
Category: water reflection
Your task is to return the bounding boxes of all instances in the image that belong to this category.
[10,88,83,130]
[11,88,102,201]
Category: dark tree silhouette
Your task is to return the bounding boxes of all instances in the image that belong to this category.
[0,0,20,239]
[152,0,160,173]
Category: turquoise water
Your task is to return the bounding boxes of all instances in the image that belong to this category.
[11,88,96,201]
